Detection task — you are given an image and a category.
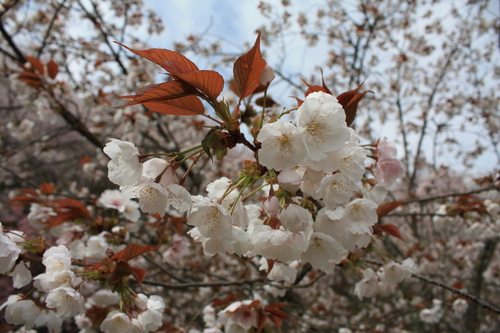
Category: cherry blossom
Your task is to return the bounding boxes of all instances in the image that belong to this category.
[45,287,85,318]
[257,119,307,170]
[296,91,349,161]
[103,139,143,186]
[0,295,40,329]
[188,196,233,239]
[0,224,21,274]
[302,232,346,269]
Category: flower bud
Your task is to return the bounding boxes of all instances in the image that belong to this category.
[264,195,280,216]
[259,65,275,86]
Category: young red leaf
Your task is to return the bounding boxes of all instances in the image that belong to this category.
[377,200,406,219]
[265,303,289,309]
[17,71,43,88]
[268,314,283,331]
[56,198,93,219]
[7,194,40,207]
[47,60,59,80]
[20,189,39,196]
[84,257,109,272]
[336,82,373,127]
[302,78,331,96]
[131,266,147,284]
[25,56,45,75]
[264,306,292,320]
[44,213,78,230]
[233,32,267,99]
[170,69,225,101]
[374,224,404,241]
[111,243,161,262]
[116,43,199,74]
[107,261,134,284]
[256,310,268,332]
[121,81,205,116]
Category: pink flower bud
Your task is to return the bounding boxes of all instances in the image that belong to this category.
[259,65,275,86]
[264,195,280,216]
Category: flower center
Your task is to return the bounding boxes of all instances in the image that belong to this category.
[278,133,293,149]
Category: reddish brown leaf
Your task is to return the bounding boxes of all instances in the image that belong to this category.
[302,78,331,96]
[170,216,187,234]
[121,81,205,116]
[266,258,276,275]
[293,97,304,107]
[47,60,59,80]
[256,310,268,332]
[7,194,40,206]
[107,261,134,284]
[268,314,283,331]
[320,69,332,94]
[84,257,108,272]
[131,266,147,283]
[57,198,93,219]
[39,183,54,195]
[229,80,239,96]
[265,307,291,319]
[452,281,464,289]
[336,82,373,127]
[20,189,39,196]
[170,69,225,101]
[265,303,289,309]
[233,32,267,99]
[248,300,261,308]
[377,200,406,219]
[26,56,45,75]
[375,224,404,241]
[17,70,43,88]
[44,213,76,229]
[116,43,199,74]
[111,243,160,262]
[43,198,93,229]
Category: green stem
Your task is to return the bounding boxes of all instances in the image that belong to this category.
[259,86,268,129]
[242,182,269,202]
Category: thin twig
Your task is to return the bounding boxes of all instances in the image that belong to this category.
[37,0,68,58]
[142,278,265,290]
[412,272,500,315]
[404,186,499,205]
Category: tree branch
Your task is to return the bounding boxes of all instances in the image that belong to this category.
[412,272,500,315]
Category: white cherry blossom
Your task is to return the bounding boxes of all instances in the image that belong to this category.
[98,189,140,222]
[249,225,308,263]
[42,245,72,273]
[123,158,192,215]
[354,268,380,300]
[100,310,134,333]
[188,196,233,239]
[45,287,84,318]
[1,295,40,329]
[103,139,142,186]
[9,262,32,288]
[296,91,349,161]
[302,232,346,269]
[319,173,358,208]
[0,223,21,274]
[278,203,312,233]
[257,119,307,171]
